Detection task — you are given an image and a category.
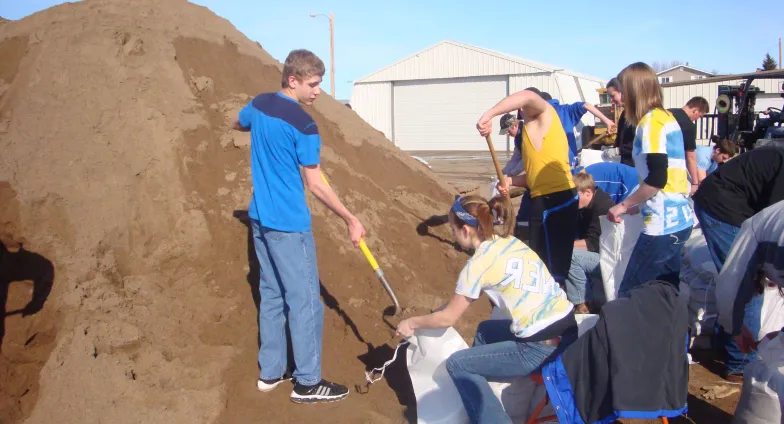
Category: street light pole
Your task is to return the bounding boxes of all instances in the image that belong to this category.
[310,12,335,97]
[329,12,335,98]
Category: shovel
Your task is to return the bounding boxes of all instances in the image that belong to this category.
[319,172,401,316]
[484,135,515,236]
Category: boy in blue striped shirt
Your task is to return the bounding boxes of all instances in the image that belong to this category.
[233,49,365,404]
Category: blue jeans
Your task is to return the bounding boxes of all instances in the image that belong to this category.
[251,220,323,385]
[694,206,740,272]
[565,249,601,305]
[722,295,763,375]
[693,206,761,374]
[618,227,692,297]
[445,320,568,424]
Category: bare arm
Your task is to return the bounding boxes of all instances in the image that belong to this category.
[477,91,550,136]
[685,150,698,194]
[233,119,250,132]
[396,294,474,337]
[607,183,660,223]
[696,169,707,184]
[583,103,615,127]
[573,239,588,250]
[302,165,365,246]
[497,174,528,196]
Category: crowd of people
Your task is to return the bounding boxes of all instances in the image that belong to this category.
[396,62,784,423]
[233,48,783,423]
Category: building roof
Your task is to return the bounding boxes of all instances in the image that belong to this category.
[355,40,604,84]
[661,69,784,87]
[656,64,715,76]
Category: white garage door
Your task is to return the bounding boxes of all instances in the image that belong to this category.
[393,76,508,151]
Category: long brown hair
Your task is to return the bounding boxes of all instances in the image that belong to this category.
[449,195,512,240]
[618,62,665,126]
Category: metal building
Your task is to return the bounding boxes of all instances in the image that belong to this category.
[350,40,606,151]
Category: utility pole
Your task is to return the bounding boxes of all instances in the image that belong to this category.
[779,37,782,69]
[329,12,335,97]
[309,12,335,97]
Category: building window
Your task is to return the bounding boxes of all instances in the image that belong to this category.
[659,77,671,83]
[690,75,706,80]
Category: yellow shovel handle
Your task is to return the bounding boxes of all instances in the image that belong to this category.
[359,239,380,270]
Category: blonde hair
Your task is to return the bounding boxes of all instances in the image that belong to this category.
[281,49,325,88]
[572,172,596,192]
[618,62,665,126]
[449,195,512,240]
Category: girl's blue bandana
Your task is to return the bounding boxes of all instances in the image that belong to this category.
[451,197,478,227]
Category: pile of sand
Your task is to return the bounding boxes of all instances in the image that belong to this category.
[0,1,489,422]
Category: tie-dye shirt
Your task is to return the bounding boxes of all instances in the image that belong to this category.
[455,236,573,338]
[632,109,693,235]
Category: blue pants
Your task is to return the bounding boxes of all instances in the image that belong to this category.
[446,320,569,424]
[565,249,601,305]
[694,206,760,375]
[528,189,579,284]
[252,220,324,386]
[618,227,692,297]
[694,206,740,272]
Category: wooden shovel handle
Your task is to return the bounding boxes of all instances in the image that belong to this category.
[484,134,515,236]
[485,134,508,187]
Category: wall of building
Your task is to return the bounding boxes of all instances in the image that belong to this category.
[349,82,393,140]
[658,67,712,83]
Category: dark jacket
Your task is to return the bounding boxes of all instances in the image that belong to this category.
[542,281,689,423]
[615,114,636,167]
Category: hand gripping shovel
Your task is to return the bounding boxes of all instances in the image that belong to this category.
[320,172,401,316]
[484,135,515,236]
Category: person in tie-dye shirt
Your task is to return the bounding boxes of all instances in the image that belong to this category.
[396,195,577,424]
[607,62,693,296]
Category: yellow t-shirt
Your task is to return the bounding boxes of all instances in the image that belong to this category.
[455,236,573,338]
[522,107,575,197]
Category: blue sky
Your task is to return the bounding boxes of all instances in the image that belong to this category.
[3,1,783,100]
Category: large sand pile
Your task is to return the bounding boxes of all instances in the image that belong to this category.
[0,1,490,422]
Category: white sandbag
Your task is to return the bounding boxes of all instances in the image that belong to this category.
[406,327,470,424]
[408,311,599,424]
[488,311,598,423]
[759,285,784,340]
[489,377,550,423]
[578,149,606,168]
[488,177,500,200]
[681,228,717,276]
[733,333,784,424]
[681,228,720,338]
[406,326,549,424]
[599,214,644,302]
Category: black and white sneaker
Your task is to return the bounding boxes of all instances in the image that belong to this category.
[290,379,349,404]
[257,374,293,392]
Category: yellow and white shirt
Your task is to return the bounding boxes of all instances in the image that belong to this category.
[455,236,573,338]
[632,109,693,235]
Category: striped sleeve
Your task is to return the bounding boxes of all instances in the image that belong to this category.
[641,113,668,155]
